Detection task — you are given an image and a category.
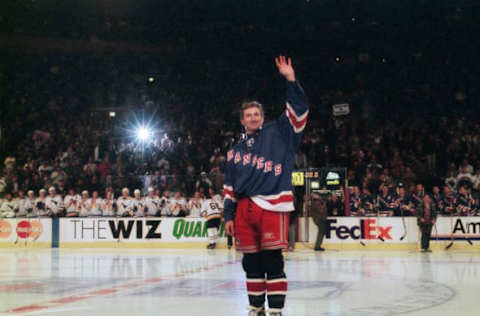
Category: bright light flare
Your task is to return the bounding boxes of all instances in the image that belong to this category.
[136,127,151,141]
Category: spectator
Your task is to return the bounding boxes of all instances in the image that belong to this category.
[187,191,203,217]
[87,191,103,217]
[65,188,81,217]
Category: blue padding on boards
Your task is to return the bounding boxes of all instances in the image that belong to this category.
[52,217,59,248]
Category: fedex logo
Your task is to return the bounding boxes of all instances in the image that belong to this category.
[326,219,392,240]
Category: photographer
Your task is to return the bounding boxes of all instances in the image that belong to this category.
[417,195,437,252]
[310,192,328,251]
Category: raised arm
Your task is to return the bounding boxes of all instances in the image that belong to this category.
[275,55,309,147]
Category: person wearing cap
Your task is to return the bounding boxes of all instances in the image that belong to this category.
[87,191,103,217]
[25,190,36,217]
[144,187,161,216]
[0,192,17,218]
[132,189,145,217]
[117,188,133,217]
[65,188,81,217]
[77,190,90,217]
[35,189,48,216]
[45,186,64,217]
[101,190,116,217]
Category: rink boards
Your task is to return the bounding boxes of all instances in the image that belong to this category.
[1,217,479,249]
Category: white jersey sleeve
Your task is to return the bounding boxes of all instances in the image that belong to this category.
[201,199,222,217]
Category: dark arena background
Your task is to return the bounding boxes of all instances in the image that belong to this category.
[0,1,479,315]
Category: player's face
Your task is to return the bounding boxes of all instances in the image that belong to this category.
[241,107,264,134]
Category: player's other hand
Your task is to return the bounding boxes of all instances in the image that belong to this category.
[225,220,235,236]
[275,55,296,82]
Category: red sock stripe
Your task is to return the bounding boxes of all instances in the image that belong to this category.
[246,280,266,292]
[266,280,288,292]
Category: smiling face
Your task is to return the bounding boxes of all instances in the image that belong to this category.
[240,102,264,134]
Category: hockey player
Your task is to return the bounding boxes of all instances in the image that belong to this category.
[35,189,48,216]
[16,190,28,217]
[170,191,188,217]
[101,190,116,217]
[87,191,103,217]
[202,188,223,249]
[117,188,133,217]
[377,184,395,216]
[187,191,203,217]
[144,187,161,216]
[159,190,171,217]
[0,192,17,218]
[25,190,36,217]
[456,185,475,216]
[65,188,81,217]
[77,191,90,217]
[132,189,145,217]
[224,55,308,316]
[45,187,64,217]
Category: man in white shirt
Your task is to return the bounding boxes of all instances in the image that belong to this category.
[65,188,81,217]
[16,190,28,217]
[132,189,145,217]
[159,190,171,217]
[170,191,187,217]
[101,190,116,217]
[117,188,133,217]
[35,189,48,216]
[87,191,103,216]
[187,191,203,217]
[77,191,90,217]
[0,192,17,218]
[144,187,161,216]
[25,190,36,217]
[45,187,64,217]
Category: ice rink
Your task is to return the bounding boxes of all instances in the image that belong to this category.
[0,247,479,316]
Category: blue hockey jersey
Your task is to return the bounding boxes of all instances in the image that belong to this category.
[223,80,309,222]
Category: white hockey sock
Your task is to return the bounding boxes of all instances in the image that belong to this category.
[208,227,218,244]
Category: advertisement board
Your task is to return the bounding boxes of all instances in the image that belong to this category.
[59,217,227,245]
[298,216,480,246]
[0,218,52,247]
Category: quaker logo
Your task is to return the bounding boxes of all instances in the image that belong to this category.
[227,150,234,161]
[172,219,225,240]
[326,219,392,240]
[234,152,241,164]
[243,153,251,165]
